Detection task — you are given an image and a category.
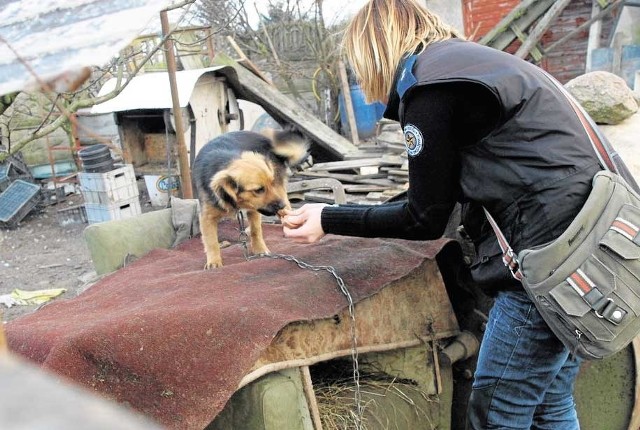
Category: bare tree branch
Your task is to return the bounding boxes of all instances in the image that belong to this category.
[0,2,196,162]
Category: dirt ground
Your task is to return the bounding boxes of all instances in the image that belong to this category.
[0,183,156,323]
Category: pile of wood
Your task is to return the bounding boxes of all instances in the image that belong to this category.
[291,121,408,205]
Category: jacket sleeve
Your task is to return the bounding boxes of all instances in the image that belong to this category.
[320,84,462,240]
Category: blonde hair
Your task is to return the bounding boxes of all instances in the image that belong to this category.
[342,0,461,103]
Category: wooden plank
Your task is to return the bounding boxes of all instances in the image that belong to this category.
[304,191,358,204]
[479,0,539,46]
[343,184,391,193]
[297,171,396,186]
[365,192,385,201]
[359,165,379,175]
[388,178,409,184]
[510,24,543,62]
[309,156,403,172]
[307,158,383,172]
[297,171,387,180]
[213,54,357,160]
[343,150,387,160]
[387,169,409,177]
[338,60,359,145]
[380,154,405,165]
[226,36,273,85]
[515,0,572,60]
[480,0,555,51]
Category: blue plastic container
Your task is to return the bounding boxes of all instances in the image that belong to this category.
[338,85,386,139]
[591,44,640,88]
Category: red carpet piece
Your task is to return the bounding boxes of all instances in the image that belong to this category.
[6,220,452,429]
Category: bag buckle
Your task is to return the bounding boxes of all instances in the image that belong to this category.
[502,248,522,280]
[595,298,627,325]
[594,298,613,319]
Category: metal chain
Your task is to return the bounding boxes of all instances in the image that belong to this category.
[236,212,363,429]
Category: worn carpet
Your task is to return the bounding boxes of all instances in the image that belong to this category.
[6,220,453,429]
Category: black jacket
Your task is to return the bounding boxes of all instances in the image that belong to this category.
[322,39,600,294]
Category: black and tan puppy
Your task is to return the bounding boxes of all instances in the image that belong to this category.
[193,129,309,269]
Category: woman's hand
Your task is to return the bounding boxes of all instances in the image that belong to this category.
[281,204,327,243]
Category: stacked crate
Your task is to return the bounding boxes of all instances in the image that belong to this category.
[78,164,141,224]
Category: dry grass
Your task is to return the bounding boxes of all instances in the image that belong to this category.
[312,361,438,430]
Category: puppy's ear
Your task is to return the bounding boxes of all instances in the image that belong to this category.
[210,170,239,210]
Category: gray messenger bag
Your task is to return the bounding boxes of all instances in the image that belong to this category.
[484,74,640,360]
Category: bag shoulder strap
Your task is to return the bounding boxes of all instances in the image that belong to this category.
[483,207,523,280]
[484,70,636,280]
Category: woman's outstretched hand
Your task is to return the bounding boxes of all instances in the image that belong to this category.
[281,203,328,243]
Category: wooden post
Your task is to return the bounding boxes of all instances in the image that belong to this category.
[586,1,603,72]
[300,366,324,430]
[612,32,626,77]
[160,10,193,199]
[337,60,360,145]
[205,26,216,66]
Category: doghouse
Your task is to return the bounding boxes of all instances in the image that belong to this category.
[81,67,247,178]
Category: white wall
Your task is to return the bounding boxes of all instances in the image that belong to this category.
[420,0,465,35]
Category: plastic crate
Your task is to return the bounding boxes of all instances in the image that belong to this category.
[4,151,30,175]
[0,162,29,192]
[56,204,88,227]
[78,164,136,192]
[84,196,141,224]
[0,180,41,228]
[78,164,138,205]
[80,180,139,205]
[0,162,10,191]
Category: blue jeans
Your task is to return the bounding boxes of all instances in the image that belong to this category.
[467,291,581,429]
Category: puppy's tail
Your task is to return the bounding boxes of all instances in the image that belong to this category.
[263,127,309,167]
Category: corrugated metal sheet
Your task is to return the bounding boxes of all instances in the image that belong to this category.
[0,0,171,96]
[90,66,229,113]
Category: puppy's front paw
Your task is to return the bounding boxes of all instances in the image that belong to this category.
[251,243,270,255]
[204,257,223,269]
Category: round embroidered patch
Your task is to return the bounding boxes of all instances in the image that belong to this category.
[403,123,423,157]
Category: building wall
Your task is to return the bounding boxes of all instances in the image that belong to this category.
[462,0,519,41]
[539,0,594,83]
[462,0,617,83]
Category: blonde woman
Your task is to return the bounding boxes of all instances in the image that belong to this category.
[283,1,599,428]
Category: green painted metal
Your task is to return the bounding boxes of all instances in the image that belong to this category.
[207,369,313,430]
[83,208,176,275]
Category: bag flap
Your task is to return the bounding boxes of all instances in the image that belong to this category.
[549,257,616,317]
[599,204,640,260]
[550,283,591,317]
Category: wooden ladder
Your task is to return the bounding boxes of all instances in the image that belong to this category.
[478,0,573,61]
